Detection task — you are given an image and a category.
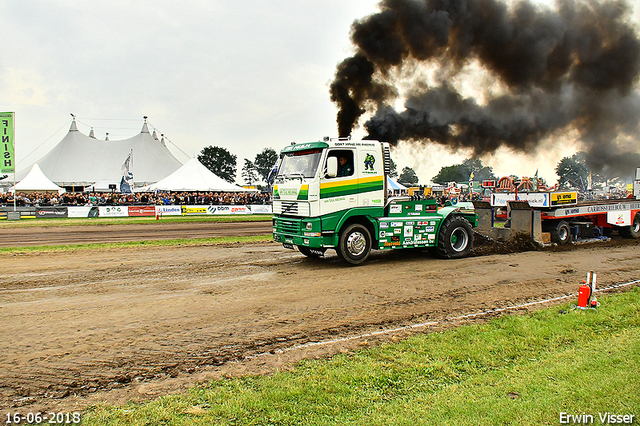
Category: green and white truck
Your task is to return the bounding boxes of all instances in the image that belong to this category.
[272,137,478,265]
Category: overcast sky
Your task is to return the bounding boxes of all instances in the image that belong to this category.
[2,0,639,185]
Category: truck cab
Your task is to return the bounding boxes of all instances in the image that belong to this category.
[272,137,477,264]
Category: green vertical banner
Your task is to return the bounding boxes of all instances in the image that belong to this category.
[1,112,15,173]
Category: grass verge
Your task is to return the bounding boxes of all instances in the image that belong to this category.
[0,235,272,254]
[0,214,272,228]
[84,287,640,425]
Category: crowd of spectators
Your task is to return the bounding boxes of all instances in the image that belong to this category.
[0,191,271,207]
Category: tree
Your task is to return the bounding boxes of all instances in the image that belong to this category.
[389,158,398,178]
[198,146,237,183]
[398,166,419,185]
[253,147,278,183]
[432,158,495,184]
[462,158,495,182]
[241,159,259,185]
[556,152,588,190]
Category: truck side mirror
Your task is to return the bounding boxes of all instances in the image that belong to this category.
[327,157,338,178]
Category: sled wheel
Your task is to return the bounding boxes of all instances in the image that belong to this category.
[337,224,372,265]
[621,212,640,239]
[551,220,571,245]
[435,215,473,259]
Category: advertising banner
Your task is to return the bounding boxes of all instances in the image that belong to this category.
[36,207,68,218]
[550,192,578,206]
[0,112,15,173]
[98,206,128,217]
[491,192,551,208]
[128,206,156,216]
[208,205,250,215]
[155,205,182,216]
[181,205,210,215]
[67,206,99,218]
[249,204,273,214]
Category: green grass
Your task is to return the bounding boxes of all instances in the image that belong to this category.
[0,235,273,254]
[0,214,272,228]
[83,287,640,425]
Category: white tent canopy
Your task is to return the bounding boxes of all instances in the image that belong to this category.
[387,177,408,191]
[11,163,63,193]
[144,157,246,192]
[15,119,183,187]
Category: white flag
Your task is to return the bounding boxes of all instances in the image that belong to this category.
[120,150,133,193]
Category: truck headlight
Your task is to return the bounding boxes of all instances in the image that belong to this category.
[305,222,313,230]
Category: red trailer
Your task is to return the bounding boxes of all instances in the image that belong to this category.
[541,199,640,244]
[491,190,640,244]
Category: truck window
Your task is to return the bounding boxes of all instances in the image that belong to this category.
[277,149,323,179]
[327,150,354,178]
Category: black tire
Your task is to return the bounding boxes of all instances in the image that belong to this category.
[337,223,372,265]
[298,246,323,258]
[551,220,572,245]
[435,215,473,259]
[621,212,640,239]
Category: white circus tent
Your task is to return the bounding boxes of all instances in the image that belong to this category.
[14,118,183,187]
[143,157,245,192]
[11,163,64,193]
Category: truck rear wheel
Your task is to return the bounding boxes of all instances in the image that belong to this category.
[621,212,640,239]
[551,220,572,245]
[435,215,473,259]
[337,224,372,265]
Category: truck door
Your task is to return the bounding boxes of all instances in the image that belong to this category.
[319,149,357,215]
[357,148,384,207]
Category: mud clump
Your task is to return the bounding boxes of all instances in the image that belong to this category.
[472,232,540,256]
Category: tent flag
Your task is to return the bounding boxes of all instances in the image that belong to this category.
[120,150,133,193]
[1,112,15,174]
[267,159,279,185]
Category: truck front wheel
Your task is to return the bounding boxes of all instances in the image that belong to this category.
[435,216,473,259]
[337,224,372,265]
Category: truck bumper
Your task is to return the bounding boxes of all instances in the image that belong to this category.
[273,216,336,249]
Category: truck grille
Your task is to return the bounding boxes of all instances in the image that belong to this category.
[273,201,310,216]
[277,218,300,233]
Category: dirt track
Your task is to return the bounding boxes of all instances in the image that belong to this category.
[0,221,273,247]
[1,223,640,413]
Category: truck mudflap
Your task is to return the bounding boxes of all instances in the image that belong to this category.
[298,246,327,258]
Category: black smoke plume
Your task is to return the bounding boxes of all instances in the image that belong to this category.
[330,0,640,177]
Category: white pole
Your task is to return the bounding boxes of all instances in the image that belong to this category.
[12,114,16,212]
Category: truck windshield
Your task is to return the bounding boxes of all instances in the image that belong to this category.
[277,149,323,179]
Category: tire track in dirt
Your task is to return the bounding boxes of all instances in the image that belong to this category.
[0,220,272,247]
[1,233,639,411]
